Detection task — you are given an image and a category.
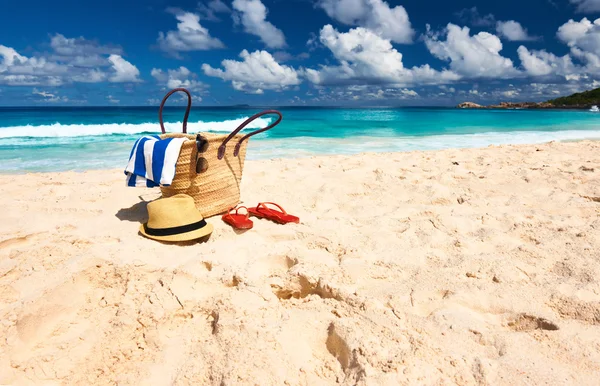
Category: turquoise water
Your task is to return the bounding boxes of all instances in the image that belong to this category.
[1,106,600,173]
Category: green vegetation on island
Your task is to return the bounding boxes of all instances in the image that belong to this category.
[548,87,600,107]
[458,87,600,109]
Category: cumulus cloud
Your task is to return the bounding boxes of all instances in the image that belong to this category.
[303,25,459,87]
[0,49,64,86]
[232,0,286,48]
[202,49,301,93]
[570,0,600,13]
[502,89,519,98]
[425,24,519,78]
[107,54,141,82]
[496,21,538,41]
[48,34,123,68]
[517,46,577,77]
[151,66,206,90]
[157,11,225,56]
[0,44,69,80]
[557,17,596,44]
[317,0,414,44]
[0,35,141,86]
[50,34,122,56]
[557,18,600,72]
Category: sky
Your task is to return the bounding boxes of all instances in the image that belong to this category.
[2,0,600,106]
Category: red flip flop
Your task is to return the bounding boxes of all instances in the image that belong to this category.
[222,206,253,230]
[248,202,299,224]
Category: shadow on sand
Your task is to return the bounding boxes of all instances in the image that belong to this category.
[115,200,149,223]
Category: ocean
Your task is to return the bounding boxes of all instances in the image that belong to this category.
[1,106,600,173]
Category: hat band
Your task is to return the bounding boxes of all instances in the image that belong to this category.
[144,219,207,237]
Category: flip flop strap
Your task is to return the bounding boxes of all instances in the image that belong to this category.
[257,202,287,215]
[235,206,250,219]
[227,206,250,219]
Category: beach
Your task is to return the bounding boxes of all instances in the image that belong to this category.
[0,140,599,385]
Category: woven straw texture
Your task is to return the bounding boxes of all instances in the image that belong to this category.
[159,132,247,218]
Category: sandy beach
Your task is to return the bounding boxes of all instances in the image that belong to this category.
[0,140,599,385]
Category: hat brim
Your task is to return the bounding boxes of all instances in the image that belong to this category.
[139,222,214,242]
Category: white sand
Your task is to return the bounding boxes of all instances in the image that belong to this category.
[0,140,599,385]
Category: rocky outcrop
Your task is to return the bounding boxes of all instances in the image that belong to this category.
[457,102,483,109]
[458,86,600,109]
[457,101,556,109]
[487,102,555,109]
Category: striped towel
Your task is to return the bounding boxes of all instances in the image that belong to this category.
[124,135,187,187]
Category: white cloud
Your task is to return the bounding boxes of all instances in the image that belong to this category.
[202,49,301,93]
[32,88,68,103]
[317,0,414,44]
[108,55,141,82]
[32,88,55,98]
[496,21,538,41]
[157,11,225,55]
[308,85,420,103]
[107,95,120,104]
[151,66,206,90]
[48,34,123,69]
[50,33,122,56]
[0,75,61,86]
[304,25,459,87]
[502,90,519,98]
[0,44,68,85]
[72,69,107,83]
[0,45,27,72]
[232,0,286,48]
[557,18,600,73]
[0,44,69,78]
[0,36,141,86]
[570,0,600,13]
[557,17,595,44]
[517,46,577,77]
[425,24,519,78]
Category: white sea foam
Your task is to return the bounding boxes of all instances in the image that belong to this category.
[0,117,272,138]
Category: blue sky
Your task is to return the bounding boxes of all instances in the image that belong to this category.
[2,0,600,106]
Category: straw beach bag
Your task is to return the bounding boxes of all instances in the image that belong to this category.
[158,88,282,218]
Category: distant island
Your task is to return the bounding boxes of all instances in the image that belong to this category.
[458,87,600,110]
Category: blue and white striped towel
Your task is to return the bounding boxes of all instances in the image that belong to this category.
[124,135,187,187]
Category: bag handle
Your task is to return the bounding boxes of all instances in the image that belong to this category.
[218,110,282,160]
[158,88,192,134]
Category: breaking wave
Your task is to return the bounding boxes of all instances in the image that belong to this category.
[0,117,273,138]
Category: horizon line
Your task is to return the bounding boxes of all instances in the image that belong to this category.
[0,104,458,108]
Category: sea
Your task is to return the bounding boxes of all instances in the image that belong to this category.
[1,106,600,173]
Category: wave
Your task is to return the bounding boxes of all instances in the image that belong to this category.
[1,128,598,173]
[0,117,272,138]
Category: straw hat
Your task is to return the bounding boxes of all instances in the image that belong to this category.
[140,194,214,242]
